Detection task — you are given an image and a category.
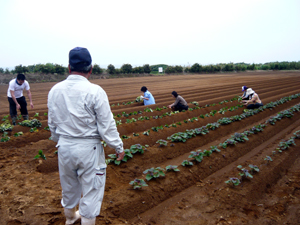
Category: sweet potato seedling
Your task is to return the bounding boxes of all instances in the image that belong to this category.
[156,139,168,147]
[264,156,273,164]
[129,179,148,189]
[210,145,221,152]
[34,150,46,160]
[189,150,204,162]
[249,164,259,174]
[13,131,23,137]
[1,136,10,142]
[1,115,9,121]
[181,160,193,166]
[143,167,165,181]
[225,177,240,187]
[166,165,180,172]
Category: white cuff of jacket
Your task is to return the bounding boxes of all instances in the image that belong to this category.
[115,147,124,153]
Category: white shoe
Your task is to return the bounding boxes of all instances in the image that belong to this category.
[64,208,81,225]
[81,216,96,225]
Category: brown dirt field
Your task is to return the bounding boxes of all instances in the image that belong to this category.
[1,71,300,225]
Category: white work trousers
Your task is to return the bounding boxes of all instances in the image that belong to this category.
[57,137,106,219]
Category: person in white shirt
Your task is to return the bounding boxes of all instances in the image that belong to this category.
[48,47,125,225]
[7,73,34,125]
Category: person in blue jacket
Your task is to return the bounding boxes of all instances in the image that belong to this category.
[140,86,155,105]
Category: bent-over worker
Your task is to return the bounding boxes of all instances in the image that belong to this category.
[242,88,263,109]
[168,91,188,112]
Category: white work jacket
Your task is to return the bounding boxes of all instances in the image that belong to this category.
[48,75,123,153]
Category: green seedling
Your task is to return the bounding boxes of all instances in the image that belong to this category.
[0,120,13,132]
[34,150,46,160]
[156,139,168,147]
[203,149,213,157]
[34,112,39,117]
[143,167,165,181]
[130,144,146,154]
[30,127,38,132]
[121,135,130,139]
[115,120,122,126]
[189,150,204,163]
[14,131,23,137]
[107,149,133,165]
[181,160,193,166]
[249,164,259,174]
[129,179,148,189]
[210,145,221,152]
[19,119,42,128]
[1,115,9,121]
[225,177,240,187]
[166,165,180,172]
[1,136,10,142]
[264,156,273,164]
[237,166,253,179]
[101,141,107,147]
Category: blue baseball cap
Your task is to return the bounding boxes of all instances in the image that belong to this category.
[69,47,92,69]
[242,86,248,92]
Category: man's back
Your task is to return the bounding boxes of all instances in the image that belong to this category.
[48,75,107,138]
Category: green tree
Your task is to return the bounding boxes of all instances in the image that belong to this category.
[190,63,202,73]
[27,65,36,73]
[0,68,4,73]
[121,64,132,74]
[107,64,116,74]
[165,66,176,74]
[92,64,103,74]
[222,63,234,72]
[132,66,144,74]
[4,68,10,74]
[247,63,256,70]
[261,64,270,70]
[184,67,190,73]
[115,68,121,74]
[15,64,29,74]
[143,64,151,73]
[174,65,183,73]
[54,64,67,75]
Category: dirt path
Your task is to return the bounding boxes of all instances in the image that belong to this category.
[0,71,300,225]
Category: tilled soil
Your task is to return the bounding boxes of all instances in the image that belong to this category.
[0,71,300,225]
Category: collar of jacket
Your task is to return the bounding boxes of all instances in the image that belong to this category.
[67,74,89,81]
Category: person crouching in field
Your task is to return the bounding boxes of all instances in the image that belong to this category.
[242,88,263,109]
[168,91,189,112]
[140,86,155,105]
[241,86,250,100]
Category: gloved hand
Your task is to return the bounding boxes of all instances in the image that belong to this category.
[140,95,144,99]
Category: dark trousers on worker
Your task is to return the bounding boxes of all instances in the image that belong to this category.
[8,96,28,117]
[247,103,263,109]
[173,103,189,112]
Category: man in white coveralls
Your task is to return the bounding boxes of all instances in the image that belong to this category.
[48,47,125,225]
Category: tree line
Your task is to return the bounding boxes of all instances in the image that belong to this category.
[0,61,299,75]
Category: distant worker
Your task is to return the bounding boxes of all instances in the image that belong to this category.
[7,73,34,125]
[242,88,263,109]
[140,86,155,105]
[168,91,189,112]
[48,47,124,225]
[241,86,250,100]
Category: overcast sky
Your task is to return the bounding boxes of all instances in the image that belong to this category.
[0,0,299,69]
